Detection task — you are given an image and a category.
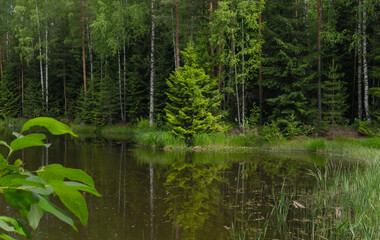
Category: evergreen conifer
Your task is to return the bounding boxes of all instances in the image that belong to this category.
[165,43,223,145]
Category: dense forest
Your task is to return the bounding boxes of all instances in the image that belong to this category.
[0,0,379,131]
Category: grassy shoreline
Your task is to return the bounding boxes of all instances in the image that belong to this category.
[99,124,380,161]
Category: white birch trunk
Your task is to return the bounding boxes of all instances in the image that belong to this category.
[362,2,371,122]
[358,0,363,121]
[232,15,241,128]
[36,4,44,101]
[149,0,155,128]
[44,0,49,111]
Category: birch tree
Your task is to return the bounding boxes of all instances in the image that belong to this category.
[362,0,371,122]
[149,0,155,127]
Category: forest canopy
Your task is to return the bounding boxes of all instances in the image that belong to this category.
[0,0,378,131]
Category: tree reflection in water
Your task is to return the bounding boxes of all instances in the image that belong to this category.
[164,152,225,240]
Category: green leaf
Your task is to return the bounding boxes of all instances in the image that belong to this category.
[38,164,95,188]
[0,154,6,172]
[0,141,11,150]
[12,132,23,138]
[0,174,27,187]
[21,117,77,137]
[10,134,47,151]
[49,180,88,226]
[0,216,29,238]
[37,195,77,231]
[0,233,16,240]
[64,182,101,197]
[27,204,44,230]
[13,160,22,169]
[3,190,37,219]
[11,178,46,190]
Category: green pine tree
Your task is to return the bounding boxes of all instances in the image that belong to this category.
[322,59,348,138]
[165,43,223,146]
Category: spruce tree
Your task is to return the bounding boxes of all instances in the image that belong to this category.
[322,59,348,138]
[165,43,223,145]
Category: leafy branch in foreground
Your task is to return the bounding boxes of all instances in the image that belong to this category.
[0,117,100,239]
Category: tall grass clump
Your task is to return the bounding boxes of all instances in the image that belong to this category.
[360,137,380,149]
[305,161,380,239]
[306,138,326,152]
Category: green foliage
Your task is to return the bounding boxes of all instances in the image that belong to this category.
[0,73,20,119]
[0,117,98,239]
[360,137,380,149]
[134,117,151,130]
[248,102,260,127]
[358,121,380,137]
[260,121,283,143]
[322,59,348,128]
[165,44,223,145]
[278,114,303,139]
[164,158,223,238]
[306,139,327,152]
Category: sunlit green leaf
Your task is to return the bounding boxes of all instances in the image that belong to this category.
[0,216,29,238]
[37,195,77,231]
[0,154,6,171]
[64,182,101,197]
[10,134,47,151]
[13,160,22,169]
[27,204,44,230]
[38,164,95,188]
[0,174,27,187]
[0,141,10,150]
[0,233,16,240]
[11,178,46,189]
[49,180,88,226]
[21,117,77,137]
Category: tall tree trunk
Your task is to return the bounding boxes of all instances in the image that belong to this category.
[358,0,363,121]
[171,8,177,70]
[362,1,371,122]
[258,13,263,125]
[118,49,124,122]
[295,0,298,27]
[0,36,3,82]
[63,54,67,115]
[232,14,241,128]
[241,19,245,129]
[36,3,44,101]
[210,0,214,76]
[149,0,155,128]
[45,0,49,111]
[317,0,322,125]
[86,22,94,96]
[21,63,24,117]
[174,3,180,70]
[81,0,87,101]
[0,0,2,82]
[123,45,127,123]
[216,0,222,91]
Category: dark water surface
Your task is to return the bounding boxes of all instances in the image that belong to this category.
[0,129,348,239]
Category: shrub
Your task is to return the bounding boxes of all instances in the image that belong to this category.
[261,121,283,143]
